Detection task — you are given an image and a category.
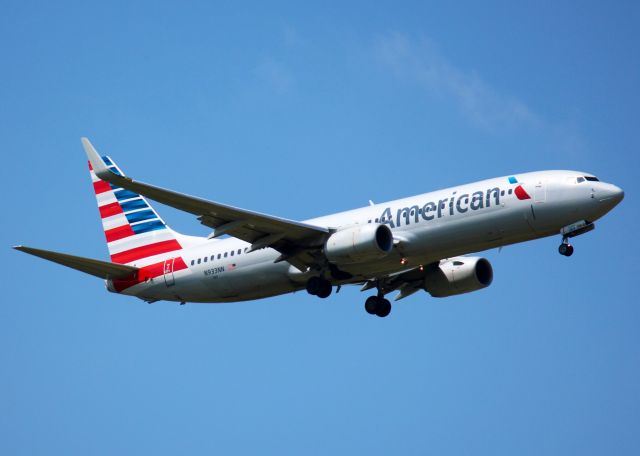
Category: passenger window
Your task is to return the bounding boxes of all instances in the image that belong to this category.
[204,256,207,263]
[508,189,513,195]
[217,253,221,260]
[197,258,201,264]
[211,255,214,261]
[237,249,241,255]
[191,260,195,266]
[224,252,228,258]
[230,250,234,257]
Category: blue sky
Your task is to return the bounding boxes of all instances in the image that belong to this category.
[1,1,639,454]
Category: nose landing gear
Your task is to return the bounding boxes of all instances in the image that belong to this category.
[558,239,574,257]
[558,220,595,257]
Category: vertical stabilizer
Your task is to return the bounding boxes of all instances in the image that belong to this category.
[89,156,182,265]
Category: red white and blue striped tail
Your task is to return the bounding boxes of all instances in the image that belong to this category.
[89,156,182,265]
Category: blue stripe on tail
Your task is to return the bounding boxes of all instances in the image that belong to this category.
[125,210,156,223]
[114,189,139,201]
[131,220,166,234]
[120,198,148,212]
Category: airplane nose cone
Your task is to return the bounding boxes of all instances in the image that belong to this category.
[599,183,624,208]
[613,185,624,204]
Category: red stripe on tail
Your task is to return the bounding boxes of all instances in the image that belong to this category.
[110,239,182,264]
[93,180,112,194]
[104,224,135,242]
[99,202,123,218]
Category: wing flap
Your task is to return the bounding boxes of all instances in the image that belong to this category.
[14,245,138,279]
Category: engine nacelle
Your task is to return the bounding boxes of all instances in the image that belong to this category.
[325,224,393,264]
[423,257,493,298]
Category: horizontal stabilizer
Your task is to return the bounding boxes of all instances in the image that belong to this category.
[13,245,138,279]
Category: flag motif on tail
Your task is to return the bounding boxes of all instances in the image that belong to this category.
[89,156,182,264]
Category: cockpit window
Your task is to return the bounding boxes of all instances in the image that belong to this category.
[585,176,599,182]
[576,177,585,183]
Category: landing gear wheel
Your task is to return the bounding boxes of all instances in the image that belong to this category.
[365,296,378,315]
[375,298,392,318]
[316,280,332,299]
[306,277,332,298]
[558,243,574,257]
[364,296,392,317]
[306,276,322,295]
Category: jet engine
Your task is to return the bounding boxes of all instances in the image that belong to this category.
[325,224,393,264]
[423,257,493,297]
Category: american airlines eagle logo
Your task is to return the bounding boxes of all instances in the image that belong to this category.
[508,176,531,200]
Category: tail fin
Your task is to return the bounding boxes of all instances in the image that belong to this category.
[89,156,182,265]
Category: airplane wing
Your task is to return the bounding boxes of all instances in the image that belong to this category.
[82,138,330,271]
[14,245,138,279]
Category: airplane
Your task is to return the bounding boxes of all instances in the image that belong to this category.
[14,138,624,317]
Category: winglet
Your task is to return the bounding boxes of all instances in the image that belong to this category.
[81,137,112,179]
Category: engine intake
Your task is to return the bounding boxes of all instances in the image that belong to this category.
[325,224,393,264]
[423,257,493,297]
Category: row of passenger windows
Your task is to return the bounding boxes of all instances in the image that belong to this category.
[191,247,249,266]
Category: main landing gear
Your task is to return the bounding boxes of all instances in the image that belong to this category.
[306,276,332,299]
[364,295,392,318]
[306,276,392,318]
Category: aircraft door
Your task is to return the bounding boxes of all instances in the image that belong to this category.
[528,179,556,232]
[163,258,175,287]
[534,180,546,203]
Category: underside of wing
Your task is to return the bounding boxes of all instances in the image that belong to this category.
[82,138,330,271]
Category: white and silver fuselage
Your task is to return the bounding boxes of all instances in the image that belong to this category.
[115,170,623,303]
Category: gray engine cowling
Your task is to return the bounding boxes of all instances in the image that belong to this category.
[325,224,393,264]
[423,257,493,297]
